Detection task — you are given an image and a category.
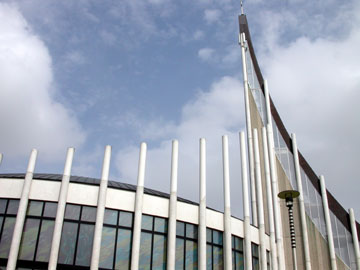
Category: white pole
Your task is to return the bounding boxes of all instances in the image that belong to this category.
[7,149,37,270]
[291,134,312,270]
[130,142,147,270]
[91,145,111,270]
[319,175,337,270]
[349,208,360,269]
[199,138,207,270]
[0,153,3,167]
[240,32,257,226]
[167,140,179,270]
[49,148,75,270]
[266,124,286,269]
[222,135,233,270]
[253,129,267,270]
[261,127,278,270]
[240,132,252,270]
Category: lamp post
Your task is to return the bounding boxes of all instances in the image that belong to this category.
[278,190,300,270]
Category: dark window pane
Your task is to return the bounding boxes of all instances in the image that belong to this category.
[99,226,116,269]
[43,202,57,218]
[0,199,6,214]
[19,218,41,260]
[185,240,198,270]
[213,246,223,270]
[186,224,197,240]
[0,216,3,232]
[152,234,167,270]
[36,220,55,262]
[75,224,95,266]
[206,244,212,270]
[139,232,152,270]
[176,221,185,237]
[81,206,97,222]
[119,212,133,228]
[58,222,78,264]
[251,244,258,257]
[234,237,243,251]
[65,204,81,220]
[0,217,16,258]
[213,231,223,245]
[104,209,118,225]
[115,229,132,270]
[206,228,212,243]
[175,238,184,270]
[141,215,153,231]
[154,217,167,233]
[7,200,19,215]
[27,201,43,216]
[235,252,244,270]
[252,258,259,270]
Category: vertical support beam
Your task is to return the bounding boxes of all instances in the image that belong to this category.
[253,129,267,270]
[262,127,278,270]
[349,208,360,269]
[222,135,232,270]
[91,145,112,270]
[49,148,75,270]
[240,32,257,226]
[266,123,285,269]
[319,175,337,270]
[0,153,3,167]
[7,149,37,270]
[199,138,207,270]
[167,140,179,270]
[291,134,312,270]
[240,132,252,270]
[131,142,147,270]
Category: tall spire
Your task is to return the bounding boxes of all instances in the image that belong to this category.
[240,0,244,14]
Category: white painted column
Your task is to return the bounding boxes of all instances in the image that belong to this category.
[91,145,111,270]
[0,153,3,167]
[167,140,179,270]
[261,127,278,270]
[240,132,252,270]
[240,32,257,226]
[222,135,232,270]
[319,175,337,270]
[291,133,312,270]
[199,138,207,270]
[349,208,360,269]
[49,148,75,270]
[266,124,286,269]
[7,149,37,270]
[131,142,147,270]
[253,129,267,270]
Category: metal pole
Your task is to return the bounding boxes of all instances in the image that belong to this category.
[49,148,75,270]
[131,142,147,270]
[291,133,312,270]
[167,140,179,270]
[253,129,267,270]
[240,132,252,270]
[0,153,2,167]
[319,175,337,270]
[261,127,278,270]
[7,149,37,270]
[199,138,207,270]
[349,208,360,269]
[287,198,298,270]
[240,32,257,226]
[91,145,111,270]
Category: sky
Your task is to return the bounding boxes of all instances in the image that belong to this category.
[0,0,359,219]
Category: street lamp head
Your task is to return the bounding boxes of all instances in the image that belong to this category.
[278,190,300,200]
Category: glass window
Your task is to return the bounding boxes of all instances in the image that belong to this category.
[176,221,198,270]
[58,222,78,264]
[232,236,244,270]
[185,240,198,270]
[139,232,152,269]
[43,202,57,218]
[36,220,55,262]
[115,229,132,270]
[176,238,184,270]
[152,234,167,270]
[81,206,97,222]
[186,224,197,240]
[176,221,185,237]
[141,215,153,231]
[154,217,167,233]
[99,226,116,269]
[18,218,41,260]
[75,224,95,266]
[0,199,7,214]
[104,209,118,225]
[213,246,223,270]
[27,201,43,216]
[213,230,223,245]
[119,211,133,228]
[7,200,19,215]
[64,204,81,220]
[207,228,223,270]
[0,217,16,258]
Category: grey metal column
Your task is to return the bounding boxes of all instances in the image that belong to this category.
[349,208,360,269]
[319,175,337,270]
[167,140,179,270]
[49,148,75,270]
[131,142,147,270]
[240,132,252,270]
[199,138,207,270]
[7,149,37,270]
[291,133,312,270]
[91,145,112,270]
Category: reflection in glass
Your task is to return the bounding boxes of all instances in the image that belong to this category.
[104,209,118,225]
[58,222,78,264]
[64,204,81,220]
[100,226,116,269]
[185,240,198,270]
[154,217,167,233]
[119,212,133,228]
[141,215,153,231]
[186,224,197,240]
[0,199,7,213]
[206,245,212,270]
[0,217,16,258]
[213,231,223,245]
[213,246,223,270]
[7,200,19,215]
[139,232,152,270]
[176,238,184,270]
[206,228,212,242]
[81,206,97,222]
[19,218,40,260]
[152,234,167,270]
[36,220,55,262]
[43,202,57,218]
[27,201,43,216]
[176,221,185,237]
[233,252,244,270]
[75,224,95,266]
[115,229,132,270]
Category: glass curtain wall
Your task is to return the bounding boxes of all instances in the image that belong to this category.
[206,228,223,270]
[231,236,244,270]
[175,221,198,270]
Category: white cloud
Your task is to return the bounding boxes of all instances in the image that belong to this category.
[204,9,221,24]
[193,30,205,40]
[198,47,215,62]
[0,4,85,162]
